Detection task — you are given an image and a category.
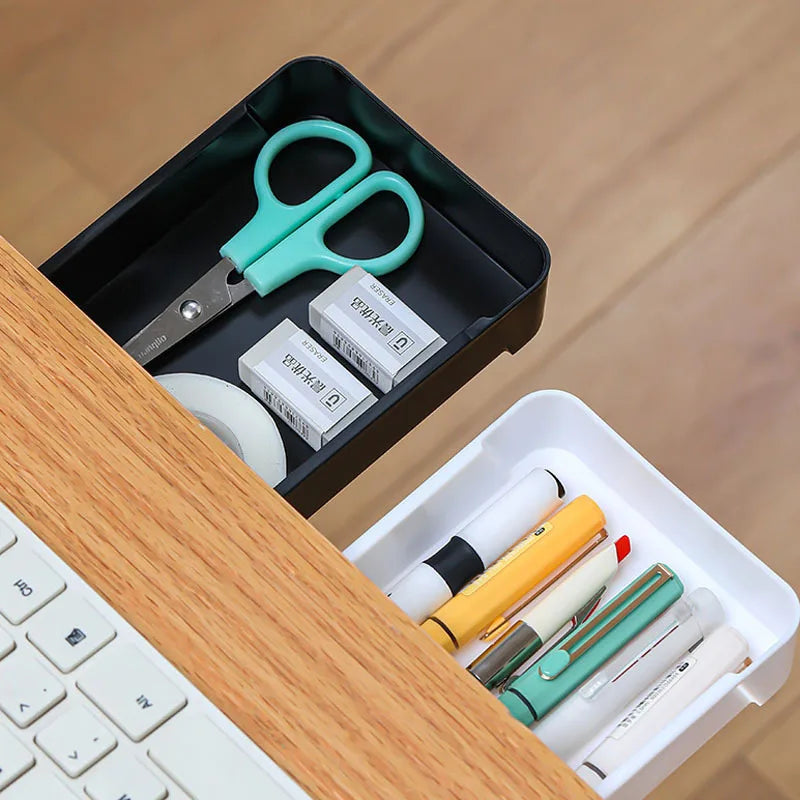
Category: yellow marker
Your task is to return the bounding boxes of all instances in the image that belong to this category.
[421,495,606,652]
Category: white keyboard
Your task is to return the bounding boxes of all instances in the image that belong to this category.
[0,505,311,799]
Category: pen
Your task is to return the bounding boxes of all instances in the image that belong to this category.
[499,563,684,724]
[533,587,724,760]
[576,625,749,786]
[467,535,631,690]
[421,495,606,652]
[389,468,564,623]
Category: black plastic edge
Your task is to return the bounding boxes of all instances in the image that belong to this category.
[41,56,552,517]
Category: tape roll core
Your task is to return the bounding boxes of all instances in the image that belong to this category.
[155,372,287,487]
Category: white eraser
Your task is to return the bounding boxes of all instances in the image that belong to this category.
[309,267,446,393]
[238,319,377,450]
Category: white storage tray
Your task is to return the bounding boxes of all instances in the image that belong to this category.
[344,390,799,799]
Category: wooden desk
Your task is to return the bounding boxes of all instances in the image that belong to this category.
[0,235,595,799]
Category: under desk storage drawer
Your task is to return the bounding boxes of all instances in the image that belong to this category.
[40,57,549,517]
[345,390,799,799]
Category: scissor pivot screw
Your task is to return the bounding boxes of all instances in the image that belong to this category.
[180,300,203,321]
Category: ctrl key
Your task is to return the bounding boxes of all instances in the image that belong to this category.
[0,726,35,790]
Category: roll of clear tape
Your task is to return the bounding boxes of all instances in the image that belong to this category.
[155,373,287,487]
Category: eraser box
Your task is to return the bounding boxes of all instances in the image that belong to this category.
[345,391,799,799]
[41,57,550,516]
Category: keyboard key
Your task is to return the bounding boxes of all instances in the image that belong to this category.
[0,519,15,554]
[148,714,297,799]
[85,755,167,800]
[0,653,66,727]
[0,726,35,790]
[0,624,14,659]
[0,548,65,624]
[3,769,78,799]
[78,645,186,742]
[28,594,116,672]
[36,706,117,778]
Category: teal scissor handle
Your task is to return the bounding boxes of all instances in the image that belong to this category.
[219,119,372,270]
[242,170,424,296]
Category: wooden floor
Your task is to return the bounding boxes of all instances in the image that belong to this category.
[1,1,798,797]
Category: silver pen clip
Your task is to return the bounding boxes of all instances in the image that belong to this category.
[495,587,606,692]
[537,564,674,681]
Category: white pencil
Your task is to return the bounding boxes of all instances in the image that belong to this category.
[576,625,749,787]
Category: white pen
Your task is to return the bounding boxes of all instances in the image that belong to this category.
[576,625,749,787]
[467,535,630,690]
[388,467,564,623]
[533,587,724,761]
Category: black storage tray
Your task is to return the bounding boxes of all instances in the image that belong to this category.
[41,57,550,516]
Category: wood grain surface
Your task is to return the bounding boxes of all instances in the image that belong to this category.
[1,1,799,796]
[0,236,594,799]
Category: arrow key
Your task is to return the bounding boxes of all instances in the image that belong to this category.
[0,652,65,726]
[36,706,116,777]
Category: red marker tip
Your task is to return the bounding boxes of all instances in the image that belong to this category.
[615,535,631,563]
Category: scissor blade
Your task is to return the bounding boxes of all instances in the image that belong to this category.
[123,258,255,367]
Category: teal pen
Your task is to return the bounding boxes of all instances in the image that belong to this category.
[499,563,683,725]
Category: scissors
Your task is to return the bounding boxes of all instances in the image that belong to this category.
[123,119,424,366]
